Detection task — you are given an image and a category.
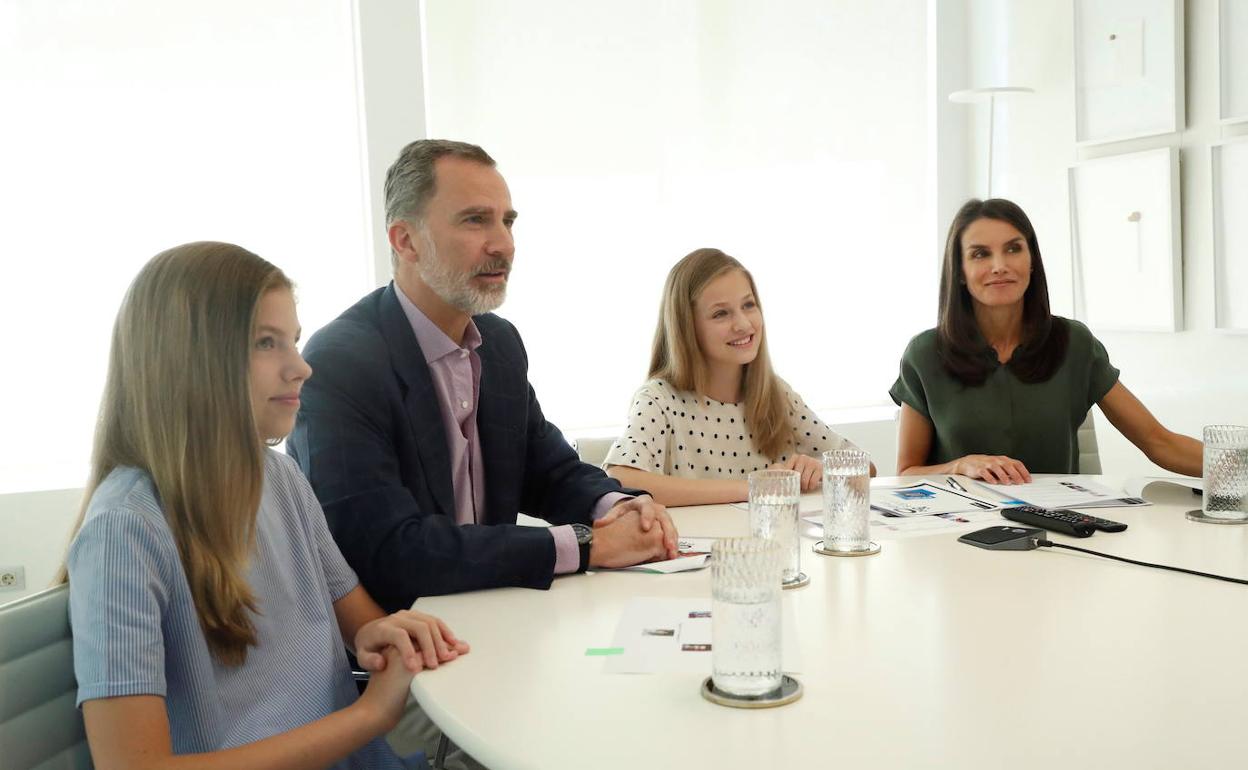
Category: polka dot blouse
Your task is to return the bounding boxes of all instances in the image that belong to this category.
[603,377,856,479]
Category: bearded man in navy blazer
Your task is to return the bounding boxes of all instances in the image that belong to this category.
[289,139,677,615]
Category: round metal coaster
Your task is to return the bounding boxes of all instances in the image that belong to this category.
[700,675,803,709]
[813,540,881,557]
[1186,509,1248,525]
[781,572,810,590]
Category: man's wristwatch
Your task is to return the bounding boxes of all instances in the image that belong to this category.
[571,523,593,573]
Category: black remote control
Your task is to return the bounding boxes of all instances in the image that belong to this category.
[1078,513,1129,533]
[1000,505,1128,537]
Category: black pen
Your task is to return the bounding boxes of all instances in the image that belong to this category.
[947,477,967,492]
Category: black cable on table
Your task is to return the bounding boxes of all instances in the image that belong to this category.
[1036,539,1248,586]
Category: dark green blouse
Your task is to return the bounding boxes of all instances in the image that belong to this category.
[888,318,1120,473]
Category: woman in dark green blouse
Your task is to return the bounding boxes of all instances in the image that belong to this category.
[890,198,1202,484]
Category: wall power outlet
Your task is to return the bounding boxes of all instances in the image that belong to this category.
[0,566,26,591]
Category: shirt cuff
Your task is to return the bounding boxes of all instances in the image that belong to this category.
[591,492,634,520]
[554,494,645,574]
[551,525,581,575]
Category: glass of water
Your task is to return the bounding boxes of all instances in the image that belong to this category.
[710,537,784,698]
[748,469,804,587]
[1202,425,1248,521]
[820,448,875,553]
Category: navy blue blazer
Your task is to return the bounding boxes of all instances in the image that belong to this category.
[288,284,638,612]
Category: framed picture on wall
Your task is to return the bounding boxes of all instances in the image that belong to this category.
[1212,138,1248,331]
[1069,147,1182,332]
[1219,0,1248,124]
[1073,0,1184,145]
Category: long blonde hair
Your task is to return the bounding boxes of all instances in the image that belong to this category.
[61,242,290,666]
[648,248,791,462]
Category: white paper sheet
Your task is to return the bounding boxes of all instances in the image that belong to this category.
[1124,475,1203,498]
[868,481,1000,516]
[603,597,803,674]
[731,480,999,517]
[730,493,822,515]
[804,507,1005,540]
[976,476,1150,509]
[592,538,718,575]
[677,537,716,554]
[613,554,711,574]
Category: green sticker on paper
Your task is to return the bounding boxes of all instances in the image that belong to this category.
[584,647,624,656]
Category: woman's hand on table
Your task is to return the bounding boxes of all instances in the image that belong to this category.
[770,455,823,491]
[954,454,1032,485]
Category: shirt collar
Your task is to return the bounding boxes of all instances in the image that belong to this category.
[394,281,482,364]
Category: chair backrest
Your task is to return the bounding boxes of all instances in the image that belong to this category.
[0,584,92,770]
[1077,413,1101,475]
[573,436,618,468]
[830,416,899,477]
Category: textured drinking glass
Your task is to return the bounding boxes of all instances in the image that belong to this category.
[748,469,802,584]
[822,448,872,551]
[710,537,784,697]
[1203,425,1248,520]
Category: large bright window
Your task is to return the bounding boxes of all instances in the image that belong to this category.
[0,1,371,493]
[423,1,933,433]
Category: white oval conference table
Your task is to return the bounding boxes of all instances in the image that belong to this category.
[409,477,1248,770]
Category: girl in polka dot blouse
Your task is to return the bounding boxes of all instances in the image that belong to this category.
[605,248,871,506]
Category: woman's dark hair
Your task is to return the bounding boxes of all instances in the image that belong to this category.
[937,198,1068,386]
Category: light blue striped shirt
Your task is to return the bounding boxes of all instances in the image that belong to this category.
[68,450,402,769]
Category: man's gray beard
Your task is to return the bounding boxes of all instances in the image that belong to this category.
[417,235,508,316]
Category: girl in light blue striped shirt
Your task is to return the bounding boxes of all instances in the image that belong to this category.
[64,242,468,769]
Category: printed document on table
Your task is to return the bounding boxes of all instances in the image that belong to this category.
[976,476,1151,509]
[603,597,802,675]
[600,537,718,574]
[593,538,717,574]
[604,554,711,574]
[803,507,1005,540]
[868,481,1000,516]
[871,508,1004,538]
[677,537,716,554]
[731,493,822,515]
[732,481,997,517]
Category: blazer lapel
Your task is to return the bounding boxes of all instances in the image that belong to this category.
[475,319,526,525]
[378,285,456,519]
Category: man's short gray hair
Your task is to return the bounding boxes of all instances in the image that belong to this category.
[383,139,497,228]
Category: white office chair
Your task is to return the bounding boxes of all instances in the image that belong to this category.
[1077,413,1101,475]
[0,584,92,770]
[573,436,618,467]
[0,586,447,770]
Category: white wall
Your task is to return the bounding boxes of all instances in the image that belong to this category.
[421,0,933,432]
[0,0,372,494]
[931,0,973,252]
[0,488,82,602]
[0,0,373,602]
[965,0,1248,478]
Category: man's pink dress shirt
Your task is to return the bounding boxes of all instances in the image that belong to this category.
[395,287,626,573]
